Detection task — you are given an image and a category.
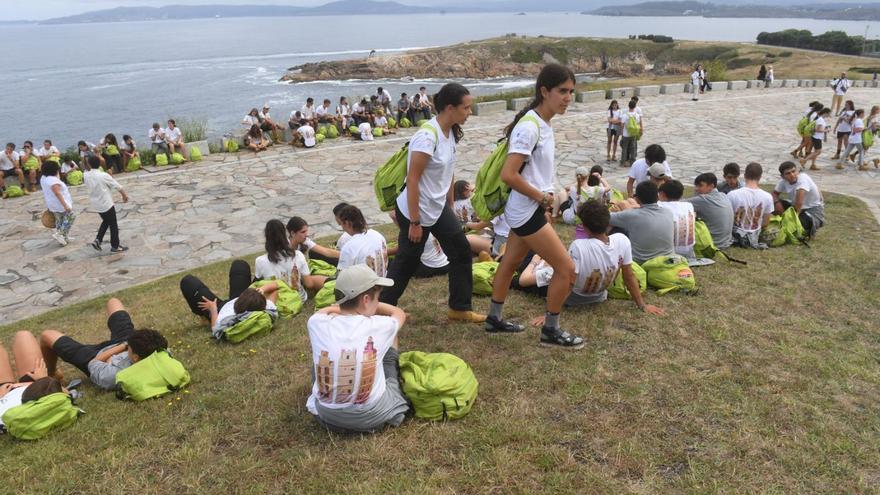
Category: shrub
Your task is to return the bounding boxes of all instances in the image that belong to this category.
[779,51,793,57]
[208,141,222,154]
[138,147,156,166]
[703,59,728,82]
[637,34,674,43]
[726,57,757,70]
[757,29,863,56]
[510,48,542,63]
[60,147,80,165]
[175,117,209,142]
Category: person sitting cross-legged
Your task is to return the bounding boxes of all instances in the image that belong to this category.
[684,172,734,250]
[728,162,773,249]
[772,161,825,238]
[39,298,168,391]
[610,181,675,264]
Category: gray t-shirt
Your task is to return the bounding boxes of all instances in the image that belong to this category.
[610,203,675,263]
[87,344,132,390]
[685,189,734,249]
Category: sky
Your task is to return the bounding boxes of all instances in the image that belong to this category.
[0,0,331,21]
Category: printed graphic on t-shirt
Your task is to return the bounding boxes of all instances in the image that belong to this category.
[734,204,765,231]
[316,337,378,405]
[581,266,619,294]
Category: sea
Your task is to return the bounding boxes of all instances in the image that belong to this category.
[3,12,879,147]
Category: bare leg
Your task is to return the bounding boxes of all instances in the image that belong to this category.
[106,297,125,317]
[466,235,491,255]
[303,274,328,291]
[520,224,575,314]
[39,330,65,376]
[12,331,42,378]
[0,343,15,384]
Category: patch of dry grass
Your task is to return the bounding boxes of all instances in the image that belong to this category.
[2,194,879,494]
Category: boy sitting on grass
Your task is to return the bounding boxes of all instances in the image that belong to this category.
[39,298,168,390]
[306,264,409,434]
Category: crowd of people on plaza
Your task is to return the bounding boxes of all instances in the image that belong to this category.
[1,62,837,439]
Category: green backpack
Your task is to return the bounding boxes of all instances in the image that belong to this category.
[471,115,540,222]
[66,170,84,186]
[399,117,412,128]
[803,119,818,138]
[170,152,185,165]
[316,133,325,143]
[326,125,340,138]
[189,146,203,162]
[225,139,240,153]
[314,280,337,310]
[374,122,438,212]
[115,350,190,401]
[625,113,641,139]
[349,125,360,134]
[155,153,169,166]
[4,185,24,198]
[764,207,805,247]
[399,351,478,421]
[105,144,120,156]
[223,311,274,343]
[607,262,647,300]
[388,117,397,128]
[2,392,80,440]
[308,259,337,277]
[249,279,302,318]
[796,116,810,136]
[863,129,875,148]
[694,220,747,263]
[126,156,142,172]
[23,155,40,171]
[472,261,499,296]
[642,254,696,295]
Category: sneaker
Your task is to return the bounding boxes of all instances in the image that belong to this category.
[52,232,67,246]
[110,245,129,253]
[809,165,820,171]
[447,309,486,323]
[22,188,30,195]
[90,240,102,251]
[484,315,525,334]
[859,164,869,171]
[835,163,845,170]
[540,326,585,350]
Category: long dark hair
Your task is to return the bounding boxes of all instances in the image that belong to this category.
[337,205,367,233]
[504,64,575,138]
[265,219,294,264]
[434,82,470,143]
[104,133,118,146]
[608,99,619,117]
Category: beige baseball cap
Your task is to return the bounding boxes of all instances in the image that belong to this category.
[335,264,394,304]
[648,162,667,179]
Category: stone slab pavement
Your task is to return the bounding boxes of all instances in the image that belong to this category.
[2,87,879,324]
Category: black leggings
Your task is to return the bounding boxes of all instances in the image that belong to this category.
[180,260,252,318]
[96,206,119,249]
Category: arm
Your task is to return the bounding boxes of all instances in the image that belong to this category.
[51,184,71,212]
[793,189,806,213]
[94,344,128,363]
[626,177,636,198]
[405,152,430,242]
[309,244,340,260]
[375,302,406,329]
[622,265,664,315]
[447,175,455,208]
[501,153,546,204]
[198,297,220,328]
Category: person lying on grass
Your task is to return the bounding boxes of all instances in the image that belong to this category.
[39,298,168,390]
[306,264,409,434]
[1,332,66,430]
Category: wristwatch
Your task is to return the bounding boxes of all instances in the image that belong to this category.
[411,220,421,226]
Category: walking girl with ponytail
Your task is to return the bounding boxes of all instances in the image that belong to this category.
[484,64,585,350]
[379,83,486,324]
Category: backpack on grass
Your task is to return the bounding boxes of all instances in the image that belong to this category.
[399,351,478,421]
[373,122,438,212]
[607,262,647,300]
[762,207,806,247]
[694,220,746,264]
[471,115,540,221]
[307,259,337,277]
[115,350,190,401]
[314,280,337,310]
[472,261,499,296]
[2,393,80,440]
[249,279,302,318]
[642,254,696,295]
[221,311,275,343]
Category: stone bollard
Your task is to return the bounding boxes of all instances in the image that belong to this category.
[472,100,507,116]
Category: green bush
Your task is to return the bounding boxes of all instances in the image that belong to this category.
[138,147,156,166]
[726,57,757,70]
[703,59,728,82]
[208,141,222,154]
[757,29,863,56]
[175,117,209,142]
[60,147,80,165]
[779,51,793,57]
[510,48,542,63]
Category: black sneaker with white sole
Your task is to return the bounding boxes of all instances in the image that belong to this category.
[110,245,129,253]
[540,326,585,350]
[90,240,102,251]
[484,315,525,334]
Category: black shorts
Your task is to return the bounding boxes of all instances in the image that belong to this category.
[2,169,18,178]
[511,207,547,237]
[837,131,851,139]
[811,138,822,150]
[52,310,135,375]
[606,128,618,138]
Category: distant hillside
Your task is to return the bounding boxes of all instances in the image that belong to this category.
[588,1,880,21]
[40,1,437,25]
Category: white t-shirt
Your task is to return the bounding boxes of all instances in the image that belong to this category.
[359,122,373,141]
[165,127,182,142]
[306,312,399,413]
[421,233,449,269]
[396,118,454,227]
[621,111,641,138]
[338,229,388,277]
[258,110,271,121]
[775,173,823,210]
[337,104,351,116]
[629,159,673,185]
[691,71,701,85]
[728,187,774,234]
[813,117,826,140]
[61,161,77,174]
[505,110,554,229]
[217,298,277,325]
[316,105,331,117]
[254,250,311,302]
[837,110,855,133]
[569,234,633,301]
[301,105,316,119]
[36,145,59,158]
[148,128,164,144]
[849,118,865,144]
[336,232,352,250]
[453,198,477,224]
[40,176,73,213]
[607,109,622,129]
[298,125,316,147]
[833,78,849,96]
[492,214,510,238]
[0,385,28,427]
[659,201,696,258]
[84,169,122,213]
[374,116,387,128]
[242,115,259,127]
[0,150,19,171]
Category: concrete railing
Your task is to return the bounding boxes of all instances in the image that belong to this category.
[507,97,531,111]
[605,87,635,99]
[634,85,660,97]
[747,80,764,89]
[576,90,606,103]
[727,80,748,90]
[472,100,507,116]
[660,83,684,94]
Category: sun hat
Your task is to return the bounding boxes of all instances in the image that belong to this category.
[648,162,667,179]
[335,264,394,304]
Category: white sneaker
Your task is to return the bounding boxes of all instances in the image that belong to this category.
[52,232,68,246]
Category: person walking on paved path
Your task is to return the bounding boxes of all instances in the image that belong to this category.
[800,108,831,171]
[837,108,866,170]
[40,160,76,246]
[830,72,850,117]
[831,100,855,160]
[379,82,486,324]
[606,100,621,162]
[84,155,129,253]
[691,65,702,101]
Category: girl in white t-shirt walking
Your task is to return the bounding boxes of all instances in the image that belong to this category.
[486,64,584,349]
[606,100,622,162]
[800,107,831,171]
[832,100,855,160]
[380,83,485,323]
[40,161,76,246]
[838,108,867,170]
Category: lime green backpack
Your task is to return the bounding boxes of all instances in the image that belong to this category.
[374,123,437,212]
[126,156,142,172]
[803,119,818,138]
[23,155,40,171]
[4,185,24,198]
[115,350,190,401]
[316,133,325,143]
[66,170,84,186]
[249,279,302,318]
[796,116,810,136]
[863,129,875,148]
[471,115,540,221]
[399,351,478,421]
[764,207,805,247]
[416,119,429,127]
[625,113,641,139]
[155,153,169,166]
[223,311,274,343]
[642,254,696,295]
[170,152,185,165]
[189,146,202,162]
[105,144,120,156]
[308,259,337,277]
[388,117,397,128]
[2,392,80,440]
[472,261,499,296]
[607,262,646,300]
[326,125,339,138]
[349,125,359,134]
[225,139,239,153]
[314,280,337,310]
[399,117,412,128]
[372,128,384,137]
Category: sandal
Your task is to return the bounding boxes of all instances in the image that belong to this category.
[485,315,525,334]
[540,326,585,350]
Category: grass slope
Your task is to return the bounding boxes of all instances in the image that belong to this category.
[3,194,880,493]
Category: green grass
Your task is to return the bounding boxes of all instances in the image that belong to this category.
[3,195,880,493]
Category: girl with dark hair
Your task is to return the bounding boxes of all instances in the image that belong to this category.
[801,107,832,170]
[245,124,267,152]
[336,205,389,277]
[380,82,485,323]
[255,219,326,299]
[1,332,64,430]
[40,160,76,246]
[19,140,40,192]
[792,102,823,158]
[121,134,138,170]
[832,100,855,160]
[486,64,585,349]
[100,133,122,174]
[606,99,621,162]
[838,108,866,170]
[286,216,341,264]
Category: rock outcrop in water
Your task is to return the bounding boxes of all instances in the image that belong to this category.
[279,36,701,83]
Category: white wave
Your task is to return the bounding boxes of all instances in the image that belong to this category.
[87,81,134,90]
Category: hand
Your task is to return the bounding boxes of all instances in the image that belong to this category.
[26,357,48,380]
[64,205,72,213]
[643,304,666,316]
[122,193,129,203]
[198,296,218,312]
[529,314,546,327]
[408,223,423,243]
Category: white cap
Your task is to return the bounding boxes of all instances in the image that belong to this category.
[648,162,667,179]
[263,102,270,108]
[334,265,393,304]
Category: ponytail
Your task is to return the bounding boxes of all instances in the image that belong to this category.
[504,63,576,139]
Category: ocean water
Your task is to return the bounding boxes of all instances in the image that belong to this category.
[2,12,878,147]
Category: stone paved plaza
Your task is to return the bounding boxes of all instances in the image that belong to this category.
[2,86,879,323]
